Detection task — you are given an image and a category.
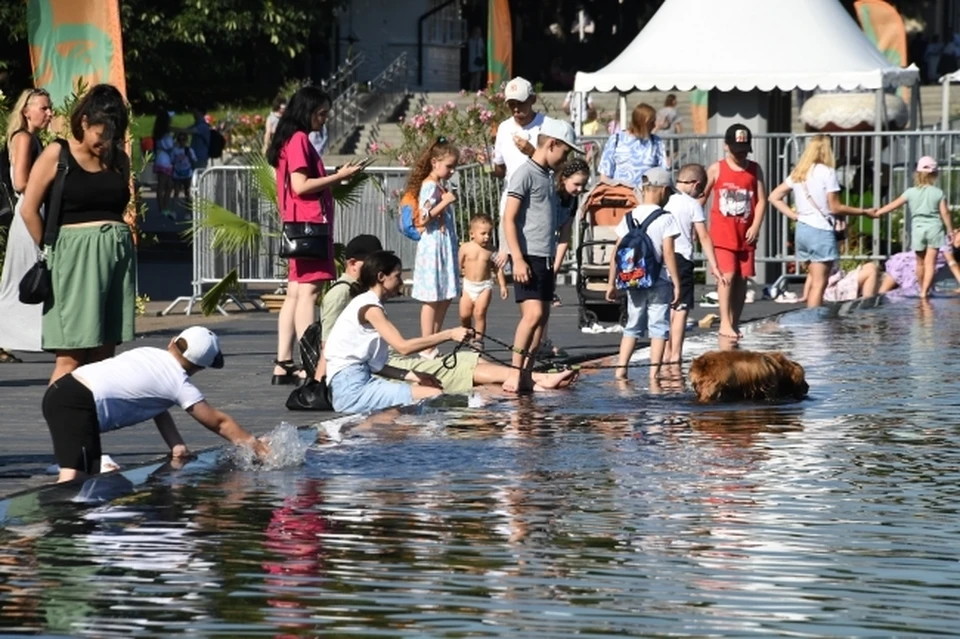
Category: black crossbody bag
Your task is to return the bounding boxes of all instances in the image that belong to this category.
[19,142,69,305]
[278,158,330,260]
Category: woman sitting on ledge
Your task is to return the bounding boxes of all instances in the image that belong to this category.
[322,251,577,415]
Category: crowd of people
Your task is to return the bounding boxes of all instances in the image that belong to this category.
[0,83,267,483]
[1,76,958,485]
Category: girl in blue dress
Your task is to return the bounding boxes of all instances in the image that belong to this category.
[406,138,461,354]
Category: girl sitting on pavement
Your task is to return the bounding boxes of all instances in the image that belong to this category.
[323,251,473,414]
[878,232,960,297]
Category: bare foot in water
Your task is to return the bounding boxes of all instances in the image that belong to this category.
[502,372,534,393]
[531,368,577,390]
[614,366,628,381]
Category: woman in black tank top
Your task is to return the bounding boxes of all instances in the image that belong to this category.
[19,84,135,385]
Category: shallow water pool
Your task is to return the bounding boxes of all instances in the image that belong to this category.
[2,298,960,637]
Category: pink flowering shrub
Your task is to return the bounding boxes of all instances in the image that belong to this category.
[216,111,265,156]
[371,84,545,166]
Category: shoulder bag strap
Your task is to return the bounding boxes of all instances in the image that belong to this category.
[41,140,70,249]
[797,180,835,226]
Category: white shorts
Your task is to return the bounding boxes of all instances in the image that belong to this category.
[462,278,494,302]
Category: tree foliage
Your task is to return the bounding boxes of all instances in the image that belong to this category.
[0,0,346,108]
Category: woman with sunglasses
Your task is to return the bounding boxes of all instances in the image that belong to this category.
[0,87,53,360]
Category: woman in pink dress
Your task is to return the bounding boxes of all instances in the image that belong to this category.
[265,86,363,384]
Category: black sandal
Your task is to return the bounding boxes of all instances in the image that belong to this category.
[0,349,23,364]
[272,359,305,385]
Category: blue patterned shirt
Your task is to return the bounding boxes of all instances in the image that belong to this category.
[598,131,667,186]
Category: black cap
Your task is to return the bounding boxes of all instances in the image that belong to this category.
[344,234,383,260]
[725,123,753,154]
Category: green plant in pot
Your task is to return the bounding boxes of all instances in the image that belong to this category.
[188,151,374,315]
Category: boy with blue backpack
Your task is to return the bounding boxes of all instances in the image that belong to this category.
[605,167,681,382]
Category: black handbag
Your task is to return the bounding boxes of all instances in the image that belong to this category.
[279,221,330,259]
[19,141,69,305]
[278,160,330,260]
[285,377,334,411]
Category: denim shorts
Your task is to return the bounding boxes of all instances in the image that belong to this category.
[623,282,672,340]
[795,222,839,263]
[329,363,415,414]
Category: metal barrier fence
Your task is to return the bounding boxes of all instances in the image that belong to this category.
[163,129,960,314]
[581,129,960,282]
[163,163,502,315]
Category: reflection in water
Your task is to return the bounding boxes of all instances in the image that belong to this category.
[2,301,960,636]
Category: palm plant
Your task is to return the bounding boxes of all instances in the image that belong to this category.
[188,151,376,315]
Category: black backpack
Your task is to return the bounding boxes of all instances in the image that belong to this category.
[207,129,226,159]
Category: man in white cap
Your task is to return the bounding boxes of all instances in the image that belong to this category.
[42,326,268,483]
[501,116,583,392]
[492,76,545,267]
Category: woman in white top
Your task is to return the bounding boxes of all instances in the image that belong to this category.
[323,251,472,414]
[769,135,874,308]
[0,87,53,358]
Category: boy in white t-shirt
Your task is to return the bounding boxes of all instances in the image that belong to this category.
[606,168,681,382]
[664,163,726,365]
[493,77,545,266]
[42,326,267,483]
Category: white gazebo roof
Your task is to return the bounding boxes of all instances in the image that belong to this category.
[574,0,919,93]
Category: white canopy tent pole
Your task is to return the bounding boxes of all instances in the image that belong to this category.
[619,93,627,130]
[873,88,883,256]
[942,74,952,131]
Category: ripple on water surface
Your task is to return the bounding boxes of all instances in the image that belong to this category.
[2,299,960,637]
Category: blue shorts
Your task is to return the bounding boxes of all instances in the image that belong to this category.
[623,282,672,340]
[796,222,839,263]
[329,363,415,414]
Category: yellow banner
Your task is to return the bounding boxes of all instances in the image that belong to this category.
[28,0,127,105]
[487,0,512,90]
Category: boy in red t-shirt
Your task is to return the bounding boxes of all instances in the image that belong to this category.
[702,124,767,341]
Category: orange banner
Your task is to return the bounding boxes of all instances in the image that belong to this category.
[487,0,512,90]
[690,90,709,134]
[855,0,909,104]
[27,0,127,105]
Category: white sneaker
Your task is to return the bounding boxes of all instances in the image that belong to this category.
[745,289,756,303]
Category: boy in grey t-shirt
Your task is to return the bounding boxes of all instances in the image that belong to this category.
[502,117,583,392]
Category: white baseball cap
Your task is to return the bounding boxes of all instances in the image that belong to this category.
[538,117,584,154]
[643,167,673,188]
[176,326,224,369]
[504,77,535,102]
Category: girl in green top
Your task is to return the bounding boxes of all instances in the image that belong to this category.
[876,156,956,298]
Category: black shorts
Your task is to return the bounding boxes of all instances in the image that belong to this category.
[42,374,102,474]
[513,255,555,303]
[674,255,696,311]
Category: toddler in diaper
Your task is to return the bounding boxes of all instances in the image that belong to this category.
[459,214,508,348]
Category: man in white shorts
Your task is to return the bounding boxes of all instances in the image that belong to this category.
[493,77,545,267]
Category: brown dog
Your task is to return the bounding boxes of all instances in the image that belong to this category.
[689,350,809,403]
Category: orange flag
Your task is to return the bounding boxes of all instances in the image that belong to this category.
[487,0,512,90]
[27,0,127,105]
[855,0,909,103]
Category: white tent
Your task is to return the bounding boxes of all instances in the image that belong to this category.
[574,0,918,128]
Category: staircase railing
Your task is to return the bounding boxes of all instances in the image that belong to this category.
[321,52,365,101]
[364,52,410,124]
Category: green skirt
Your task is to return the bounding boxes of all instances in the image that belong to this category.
[42,223,136,351]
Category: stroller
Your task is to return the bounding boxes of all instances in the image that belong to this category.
[574,181,639,328]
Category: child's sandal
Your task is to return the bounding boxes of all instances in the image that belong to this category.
[272,359,305,386]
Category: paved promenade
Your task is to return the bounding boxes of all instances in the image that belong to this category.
[0,285,801,497]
